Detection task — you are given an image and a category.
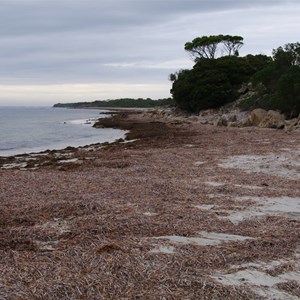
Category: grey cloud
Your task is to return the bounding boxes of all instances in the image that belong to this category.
[0,0,289,37]
[0,0,299,90]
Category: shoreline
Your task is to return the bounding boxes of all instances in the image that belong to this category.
[0,110,172,170]
[0,110,299,298]
[0,107,129,158]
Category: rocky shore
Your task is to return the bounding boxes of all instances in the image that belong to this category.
[148,106,300,131]
[0,110,299,299]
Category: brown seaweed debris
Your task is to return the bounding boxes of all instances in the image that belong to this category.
[276,281,300,298]
[93,112,177,141]
[0,110,299,299]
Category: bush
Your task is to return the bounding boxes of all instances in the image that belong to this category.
[249,44,300,117]
[277,66,300,117]
[171,56,267,112]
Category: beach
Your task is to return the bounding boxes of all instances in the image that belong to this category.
[0,110,299,299]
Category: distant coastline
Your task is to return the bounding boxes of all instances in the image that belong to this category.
[53,97,173,109]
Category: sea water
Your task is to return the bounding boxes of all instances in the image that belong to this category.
[0,106,125,156]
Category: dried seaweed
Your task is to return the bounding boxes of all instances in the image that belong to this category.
[0,111,299,299]
[276,281,300,297]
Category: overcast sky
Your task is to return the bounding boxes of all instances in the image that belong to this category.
[0,0,299,106]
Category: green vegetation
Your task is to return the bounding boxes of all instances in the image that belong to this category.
[185,34,244,59]
[53,98,173,109]
[171,35,300,117]
[249,42,300,117]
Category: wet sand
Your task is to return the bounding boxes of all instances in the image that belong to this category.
[0,111,299,299]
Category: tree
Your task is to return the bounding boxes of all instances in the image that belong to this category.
[184,34,244,60]
[272,42,300,67]
[171,56,261,112]
[185,35,222,60]
[222,35,244,56]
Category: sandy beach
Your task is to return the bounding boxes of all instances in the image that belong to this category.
[0,111,299,299]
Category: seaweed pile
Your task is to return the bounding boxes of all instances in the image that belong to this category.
[0,111,299,299]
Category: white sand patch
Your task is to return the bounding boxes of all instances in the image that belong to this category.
[1,162,28,169]
[22,157,37,162]
[194,161,205,166]
[219,152,300,180]
[58,158,81,164]
[197,195,300,224]
[35,240,60,252]
[223,210,265,224]
[54,152,73,158]
[153,231,254,246]
[224,196,300,224]
[214,270,299,300]
[143,212,158,216]
[194,204,215,210]
[233,197,300,223]
[150,245,175,254]
[255,139,271,144]
[34,220,72,251]
[82,145,102,152]
[30,153,49,157]
[205,181,224,187]
[212,253,300,300]
[262,196,300,216]
[36,219,71,235]
[120,139,139,144]
[207,193,226,199]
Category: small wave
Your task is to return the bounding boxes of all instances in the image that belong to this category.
[64,118,97,125]
[0,146,15,151]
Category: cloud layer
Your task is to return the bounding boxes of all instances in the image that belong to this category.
[0,0,299,105]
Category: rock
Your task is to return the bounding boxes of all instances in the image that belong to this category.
[259,110,285,129]
[251,108,268,126]
[198,110,219,125]
[285,114,300,131]
[228,114,237,123]
[188,116,199,122]
[200,119,209,125]
[228,122,238,127]
[199,109,215,117]
[214,112,240,127]
[240,117,253,127]
[238,83,252,94]
[215,116,227,126]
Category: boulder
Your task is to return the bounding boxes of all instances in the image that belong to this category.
[251,108,268,126]
[259,110,285,129]
[199,109,215,117]
[227,121,238,127]
[228,114,237,123]
[285,114,300,131]
[240,117,253,127]
[215,116,228,126]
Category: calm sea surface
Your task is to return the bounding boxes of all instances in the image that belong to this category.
[0,106,125,156]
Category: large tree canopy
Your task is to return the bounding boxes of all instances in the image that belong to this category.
[222,35,244,56]
[170,55,265,112]
[184,34,244,60]
[173,35,300,116]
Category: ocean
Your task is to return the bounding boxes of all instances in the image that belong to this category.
[0,106,125,157]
